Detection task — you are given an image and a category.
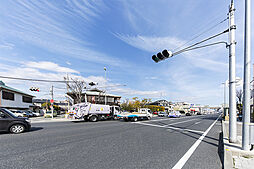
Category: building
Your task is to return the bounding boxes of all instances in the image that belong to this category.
[146,100,173,112]
[67,88,121,106]
[33,99,69,111]
[0,81,34,110]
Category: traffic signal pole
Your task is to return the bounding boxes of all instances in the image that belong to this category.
[228,0,237,143]
[242,0,251,151]
[51,85,54,119]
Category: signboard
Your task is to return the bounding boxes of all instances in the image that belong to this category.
[50,99,54,103]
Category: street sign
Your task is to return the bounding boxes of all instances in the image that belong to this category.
[50,99,54,103]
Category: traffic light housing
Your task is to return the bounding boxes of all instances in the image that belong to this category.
[89,82,97,86]
[152,49,173,63]
[30,87,40,92]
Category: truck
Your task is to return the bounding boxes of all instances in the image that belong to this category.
[67,103,120,122]
[117,108,152,122]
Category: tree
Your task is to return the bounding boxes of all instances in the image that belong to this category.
[120,98,164,112]
[65,77,86,104]
[236,89,243,115]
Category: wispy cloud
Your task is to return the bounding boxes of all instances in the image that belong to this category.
[0,0,124,66]
[25,61,79,74]
[114,34,184,53]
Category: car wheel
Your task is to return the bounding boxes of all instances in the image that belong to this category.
[10,124,25,134]
[89,115,98,122]
[132,117,138,122]
[113,116,118,120]
[147,116,151,120]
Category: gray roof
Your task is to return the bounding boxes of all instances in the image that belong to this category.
[0,81,34,97]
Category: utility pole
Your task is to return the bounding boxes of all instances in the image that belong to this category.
[228,0,237,143]
[66,74,70,111]
[51,85,54,119]
[104,67,107,105]
[242,0,251,151]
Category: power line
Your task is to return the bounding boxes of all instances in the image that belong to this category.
[173,18,228,52]
[0,75,75,83]
[173,29,229,56]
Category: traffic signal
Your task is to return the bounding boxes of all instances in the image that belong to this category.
[30,87,40,92]
[89,82,97,86]
[152,49,173,63]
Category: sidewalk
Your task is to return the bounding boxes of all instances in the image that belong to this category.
[30,115,70,123]
[222,120,254,169]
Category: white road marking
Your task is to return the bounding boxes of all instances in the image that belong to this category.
[194,121,201,125]
[162,118,198,127]
[134,121,204,134]
[172,115,221,169]
[140,114,206,123]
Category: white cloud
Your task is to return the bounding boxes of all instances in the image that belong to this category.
[25,61,79,74]
[114,34,184,53]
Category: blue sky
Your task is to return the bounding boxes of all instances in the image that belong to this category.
[0,0,253,106]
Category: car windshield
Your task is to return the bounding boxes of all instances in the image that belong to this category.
[3,109,17,117]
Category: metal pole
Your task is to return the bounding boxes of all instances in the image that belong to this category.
[85,83,87,103]
[242,0,251,151]
[66,74,70,111]
[228,0,237,143]
[51,85,54,119]
[104,67,107,105]
[224,82,227,108]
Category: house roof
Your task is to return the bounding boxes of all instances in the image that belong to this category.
[0,81,34,97]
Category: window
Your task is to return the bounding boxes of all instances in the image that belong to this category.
[2,91,14,101]
[0,111,7,118]
[22,96,32,103]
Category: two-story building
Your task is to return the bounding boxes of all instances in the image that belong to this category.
[0,81,34,110]
[146,100,173,112]
[67,88,121,106]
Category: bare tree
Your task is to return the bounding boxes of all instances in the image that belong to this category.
[236,89,243,115]
[236,89,243,104]
[65,77,86,104]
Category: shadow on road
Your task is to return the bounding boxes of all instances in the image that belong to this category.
[30,127,44,132]
[218,132,224,168]
[0,127,43,135]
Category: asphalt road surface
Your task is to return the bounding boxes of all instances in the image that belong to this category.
[0,113,223,169]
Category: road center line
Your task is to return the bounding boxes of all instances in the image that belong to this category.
[134,121,205,134]
[172,114,221,169]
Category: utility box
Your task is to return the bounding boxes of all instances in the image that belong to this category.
[250,125,254,145]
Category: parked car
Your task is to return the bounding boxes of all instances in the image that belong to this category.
[44,111,57,118]
[0,108,31,134]
[168,111,181,118]
[23,110,34,117]
[158,111,167,117]
[12,110,25,117]
[32,112,40,117]
[197,111,202,115]
[153,112,158,115]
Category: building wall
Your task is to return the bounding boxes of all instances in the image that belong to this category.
[0,90,33,109]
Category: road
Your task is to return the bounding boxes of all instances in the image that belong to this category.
[0,113,223,169]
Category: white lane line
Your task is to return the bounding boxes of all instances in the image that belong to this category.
[148,114,206,122]
[194,121,201,125]
[134,122,204,134]
[162,118,198,127]
[172,115,221,169]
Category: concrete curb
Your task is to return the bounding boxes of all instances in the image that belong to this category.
[222,120,234,169]
[31,118,70,123]
[222,121,254,169]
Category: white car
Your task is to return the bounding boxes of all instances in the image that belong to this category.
[12,110,25,117]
